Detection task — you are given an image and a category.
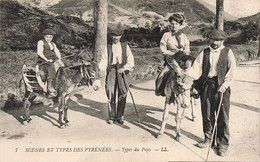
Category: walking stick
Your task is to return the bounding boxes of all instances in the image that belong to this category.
[206,92,224,161]
[122,72,141,123]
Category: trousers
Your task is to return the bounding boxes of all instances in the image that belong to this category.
[200,77,230,150]
[105,65,130,120]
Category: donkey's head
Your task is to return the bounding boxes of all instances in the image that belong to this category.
[172,59,194,108]
[82,61,101,91]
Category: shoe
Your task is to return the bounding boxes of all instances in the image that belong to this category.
[196,138,210,148]
[107,119,114,125]
[116,119,124,124]
[217,148,227,157]
[156,132,163,139]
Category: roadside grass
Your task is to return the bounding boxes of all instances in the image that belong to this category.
[0,43,259,108]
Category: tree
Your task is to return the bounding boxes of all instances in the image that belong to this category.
[257,22,260,57]
[93,0,107,65]
[216,0,224,30]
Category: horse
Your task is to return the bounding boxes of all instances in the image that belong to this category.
[21,53,101,128]
[156,52,197,141]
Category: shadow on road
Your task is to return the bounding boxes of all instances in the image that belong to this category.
[1,103,60,127]
[69,94,203,143]
[231,101,260,113]
[1,94,203,143]
[235,79,260,85]
[130,84,155,92]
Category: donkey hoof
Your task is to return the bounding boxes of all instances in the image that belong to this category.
[176,136,180,141]
[59,125,65,129]
[156,133,163,139]
[65,122,70,127]
[59,122,65,129]
[23,118,32,125]
[27,118,32,123]
[23,120,28,125]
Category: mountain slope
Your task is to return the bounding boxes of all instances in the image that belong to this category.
[0,1,94,50]
[49,0,216,25]
[237,12,260,25]
[196,0,238,21]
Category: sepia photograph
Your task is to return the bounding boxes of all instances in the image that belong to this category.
[0,0,259,161]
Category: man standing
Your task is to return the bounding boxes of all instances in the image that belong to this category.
[188,29,236,157]
[99,29,134,125]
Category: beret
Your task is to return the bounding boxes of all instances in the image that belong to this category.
[208,29,227,40]
[109,28,124,36]
[42,29,56,35]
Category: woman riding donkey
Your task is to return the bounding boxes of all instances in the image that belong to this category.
[155,13,190,97]
[36,29,64,97]
[155,13,196,140]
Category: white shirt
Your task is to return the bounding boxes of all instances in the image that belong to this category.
[99,42,134,72]
[160,32,190,55]
[37,40,61,61]
[188,45,236,89]
[112,43,123,64]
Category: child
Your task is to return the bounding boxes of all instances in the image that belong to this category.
[37,29,64,97]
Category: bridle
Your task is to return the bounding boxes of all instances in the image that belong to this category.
[175,72,193,93]
[80,63,100,86]
[177,84,191,93]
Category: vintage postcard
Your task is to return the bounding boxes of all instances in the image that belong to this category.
[0,0,259,161]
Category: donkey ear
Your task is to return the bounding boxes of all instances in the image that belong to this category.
[185,60,192,69]
[172,59,183,76]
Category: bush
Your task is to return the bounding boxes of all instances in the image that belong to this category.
[122,26,163,48]
[239,21,258,43]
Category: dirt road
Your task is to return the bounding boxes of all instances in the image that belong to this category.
[0,61,259,162]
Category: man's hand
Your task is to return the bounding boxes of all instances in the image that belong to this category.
[47,59,53,63]
[118,68,125,73]
[170,49,179,55]
[57,59,64,66]
[218,85,226,93]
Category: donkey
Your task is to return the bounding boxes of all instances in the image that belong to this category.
[22,53,101,128]
[156,53,196,141]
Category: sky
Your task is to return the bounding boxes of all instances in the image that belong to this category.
[205,0,260,17]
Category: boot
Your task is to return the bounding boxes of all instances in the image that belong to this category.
[47,79,56,97]
[196,138,211,148]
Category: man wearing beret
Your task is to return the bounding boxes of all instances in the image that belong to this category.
[37,28,64,97]
[187,29,236,156]
[99,29,134,125]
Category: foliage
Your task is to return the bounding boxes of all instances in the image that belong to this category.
[239,21,258,43]
[0,1,94,51]
[199,25,215,38]
[224,21,243,35]
[122,26,162,48]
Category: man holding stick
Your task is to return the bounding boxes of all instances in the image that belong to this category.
[99,29,134,125]
[187,29,236,157]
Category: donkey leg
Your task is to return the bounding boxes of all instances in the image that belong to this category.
[157,98,170,138]
[175,105,186,141]
[190,98,195,122]
[58,95,65,128]
[63,94,71,126]
[23,98,32,124]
